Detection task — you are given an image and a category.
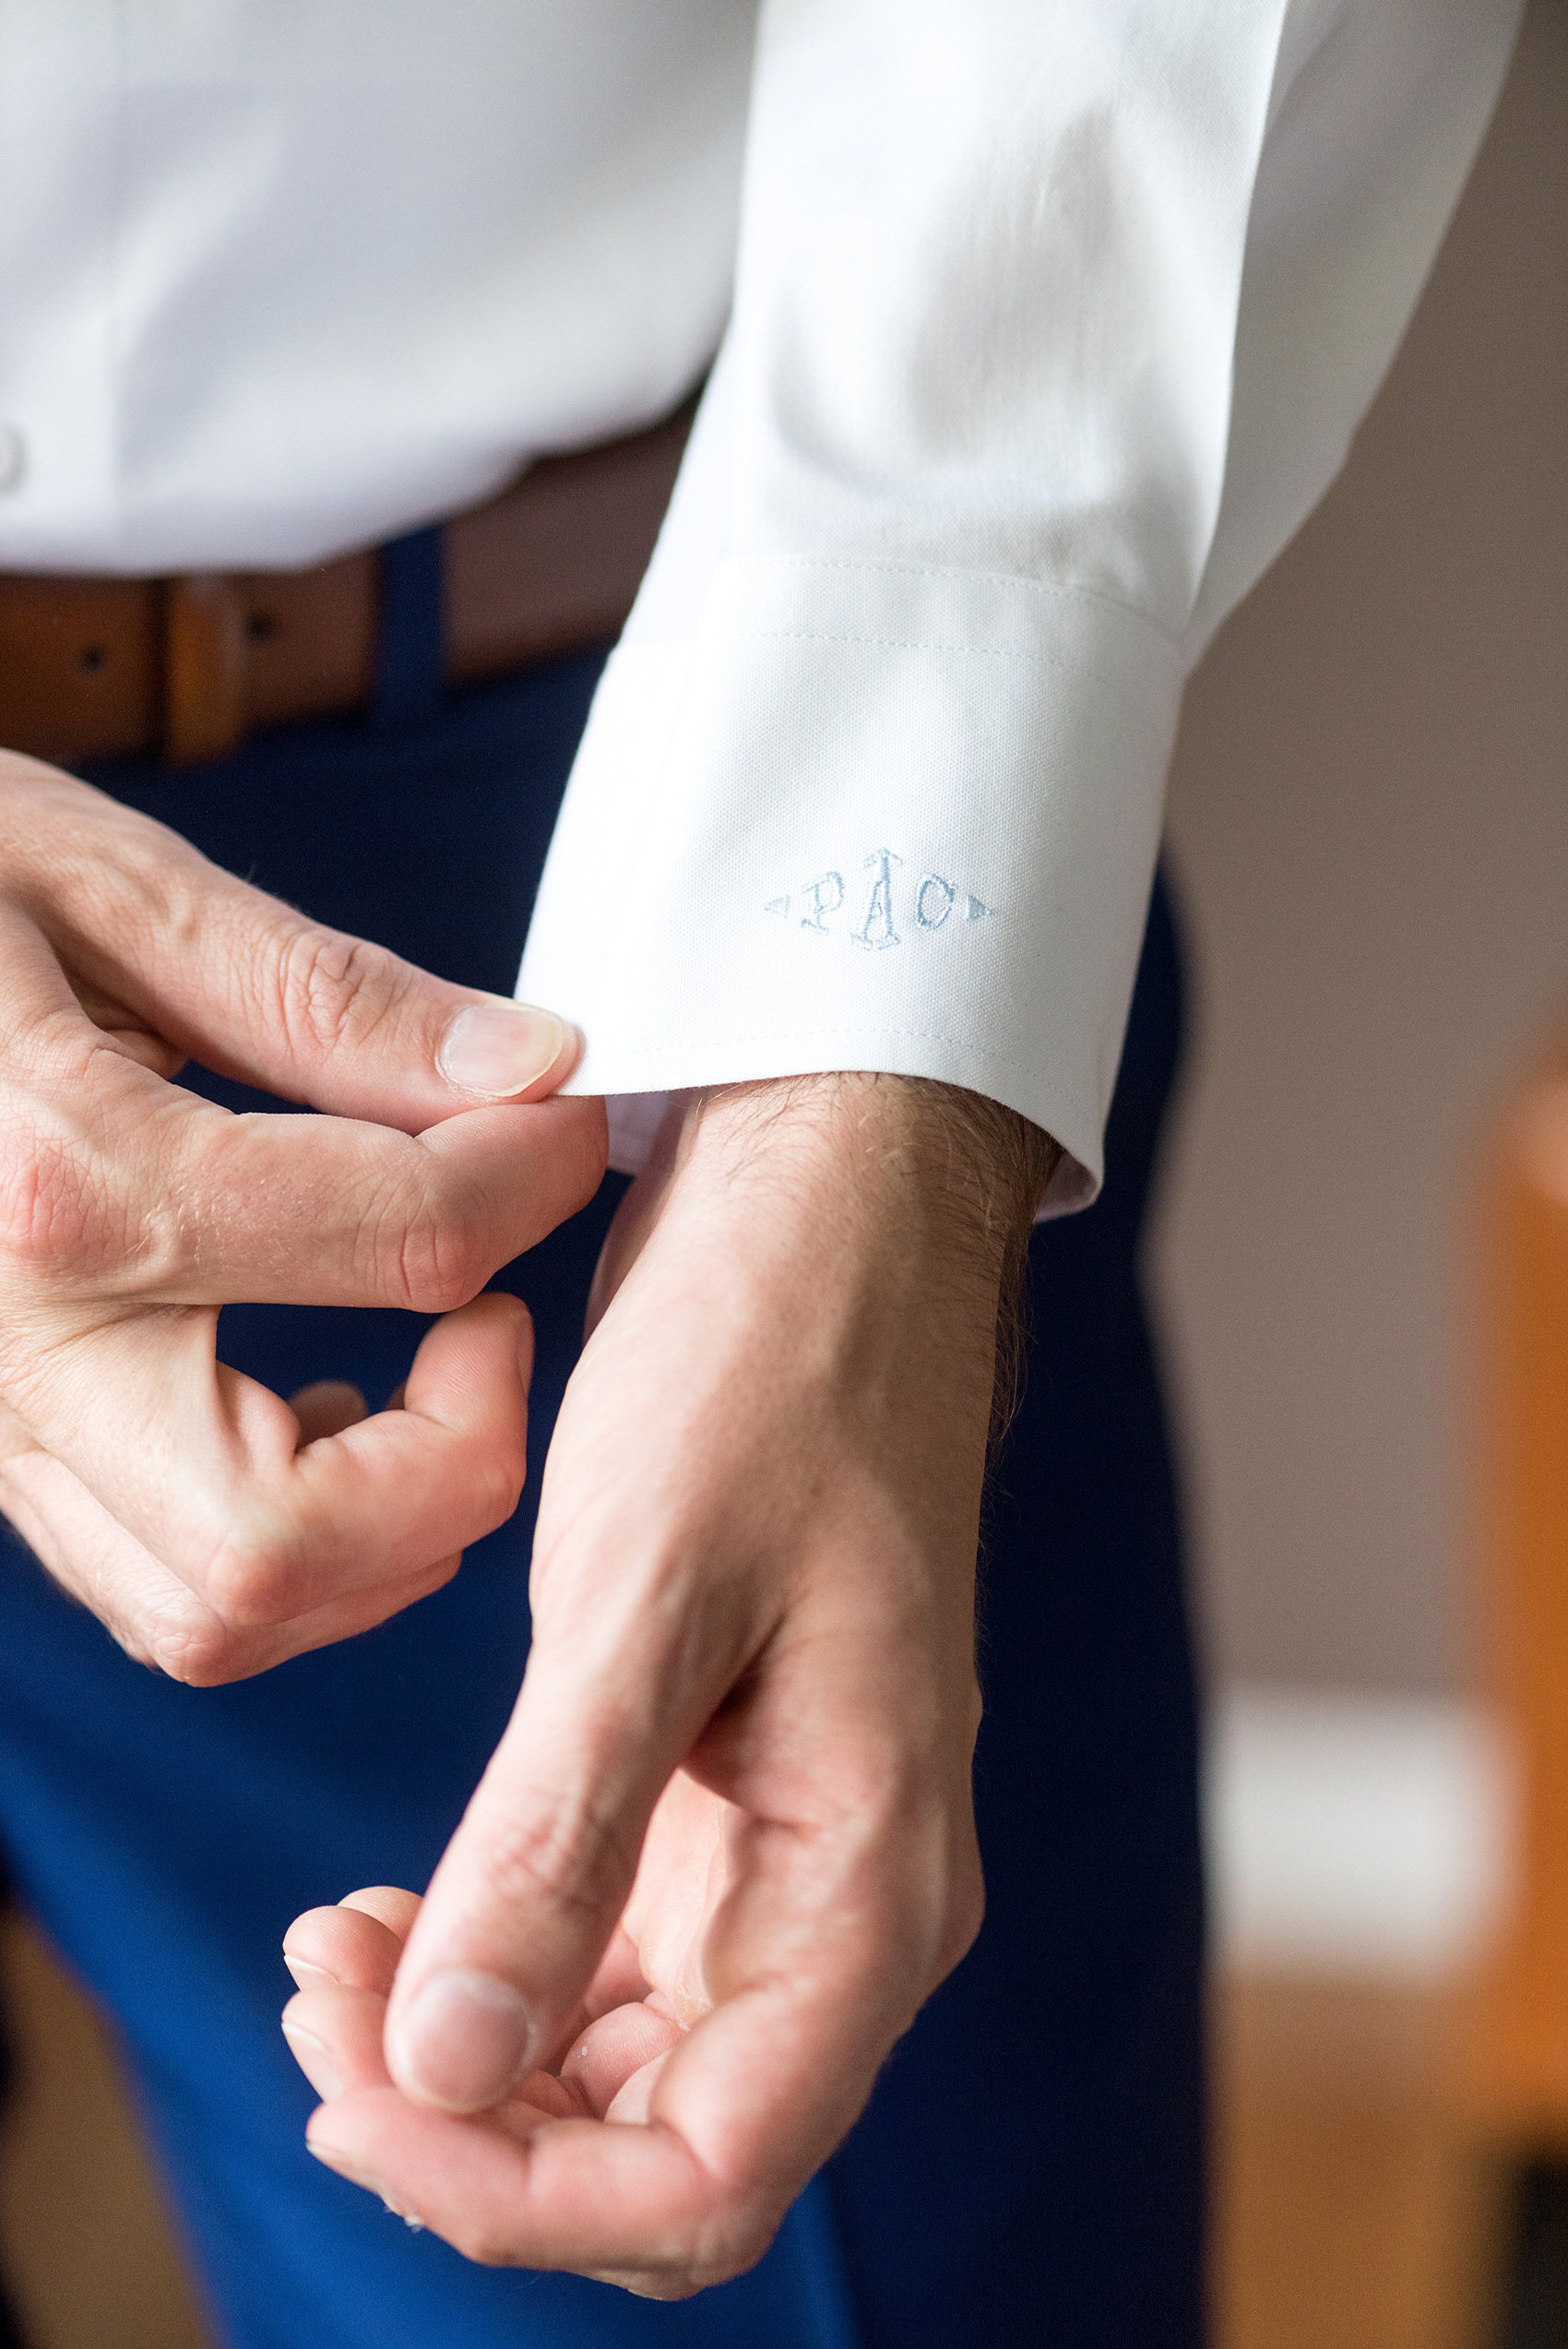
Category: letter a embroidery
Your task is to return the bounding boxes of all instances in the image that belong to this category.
[851,848,902,950]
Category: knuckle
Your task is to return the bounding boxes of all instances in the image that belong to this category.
[584,2207,778,2298]
[683,2201,780,2292]
[453,2219,529,2270]
[474,1792,634,1926]
[0,1028,197,1305]
[272,924,407,1064]
[144,1623,245,1687]
[0,1127,100,1288]
[125,1597,247,1688]
[0,1066,156,1298]
[375,1185,490,1314]
[198,1521,301,1630]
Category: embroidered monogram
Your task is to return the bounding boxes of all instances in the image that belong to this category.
[851,849,901,950]
[914,873,956,931]
[799,871,845,933]
[763,854,992,948]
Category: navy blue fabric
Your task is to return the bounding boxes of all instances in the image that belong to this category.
[0,632,1204,2344]
[374,526,446,732]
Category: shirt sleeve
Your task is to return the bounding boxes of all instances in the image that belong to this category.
[517,0,1522,1212]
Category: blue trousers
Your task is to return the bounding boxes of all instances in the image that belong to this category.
[0,603,1204,2344]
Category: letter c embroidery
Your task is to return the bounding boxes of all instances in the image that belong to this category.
[914,874,956,931]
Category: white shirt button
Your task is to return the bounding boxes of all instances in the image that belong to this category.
[0,424,25,492]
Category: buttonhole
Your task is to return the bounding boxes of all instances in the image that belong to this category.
[77,644,108,674]
[245,610,278,643]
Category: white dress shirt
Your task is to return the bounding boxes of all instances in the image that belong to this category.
[0,0,1522,1206]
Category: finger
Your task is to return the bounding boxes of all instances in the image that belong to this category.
[0,1373,469,1672]
[14,1050,605,1315]
[0,1416,466,1680]
[284,1901,412,1996]
[579,1925,654,2025]
[279,1971,581,2133]
[0,898,606,1315]
[21,1294,530,1624]
[518,1922,652,2081]
[560,2000,683,2121]
[278,1900,584,2133]
[290,1382,367,1443]
[90,1025,186,1079]
[604,2050,674,2128]
[642,1828,919,2196]
[636,1742,980,2222]
[340,1887,423,1940]
[283,1983,394,2100]
[318,1821,944,2289]
[67,974,186,1078]
[10,761,580,1128]
[306,2093,753,2294]
[160,1091,607,1308]
[381,1579,745,2113]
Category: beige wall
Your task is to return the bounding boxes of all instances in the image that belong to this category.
[1147,0,1568,1694]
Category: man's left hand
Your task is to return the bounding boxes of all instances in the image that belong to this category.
[281,1073,1052,2297]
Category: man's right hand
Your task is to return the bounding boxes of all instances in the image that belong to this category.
[0,753,605,1685]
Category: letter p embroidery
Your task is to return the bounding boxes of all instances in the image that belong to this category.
[800,872,845,933]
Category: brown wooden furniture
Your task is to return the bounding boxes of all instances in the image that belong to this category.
[1460,1033,1568,2343]
[1465,1040,1568,2140]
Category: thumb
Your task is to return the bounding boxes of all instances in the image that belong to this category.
[79,803,577,1132]
[382,1616,711,2111]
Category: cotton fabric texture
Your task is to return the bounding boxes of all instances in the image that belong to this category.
[0,0,1521,1200]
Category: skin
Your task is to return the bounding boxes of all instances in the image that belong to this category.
[287,1076,1054,2296]
[0,746,1052,2300]
[0,752,604,1679]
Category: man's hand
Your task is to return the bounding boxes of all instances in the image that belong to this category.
[0,753,605,1682]
[287,1074,1054,2295]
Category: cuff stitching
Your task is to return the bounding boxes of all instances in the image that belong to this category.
[728,555,1182,654]
[585,1019,1075,1094]
[748,628,1144,672]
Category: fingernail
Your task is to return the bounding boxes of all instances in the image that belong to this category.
[437,1003,567,1100]
[281,2020,345,2101]
[283,1954,339,1991]
[392,1970,536,2110]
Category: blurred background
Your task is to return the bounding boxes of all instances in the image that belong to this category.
[1159,0,1568,2335]
[1,4,1565,2343]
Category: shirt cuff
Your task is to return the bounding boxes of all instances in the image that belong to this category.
[517,554,1181,1213]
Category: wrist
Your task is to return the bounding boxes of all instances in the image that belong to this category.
[677,1072,1056,1260]
[654,1074,1058,1454]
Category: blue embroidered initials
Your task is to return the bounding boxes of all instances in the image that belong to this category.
[800,872,845,932]
[851,849,901,950]
[914,874,956,931]
[764,853,992,946]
